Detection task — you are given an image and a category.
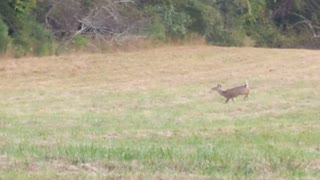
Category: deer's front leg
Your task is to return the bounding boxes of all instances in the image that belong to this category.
[225,98,230,103]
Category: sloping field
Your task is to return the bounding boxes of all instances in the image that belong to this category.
[0,45,319,179]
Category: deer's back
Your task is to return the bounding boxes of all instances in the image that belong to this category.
[223,86,249,98]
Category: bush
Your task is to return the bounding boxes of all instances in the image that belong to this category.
[247,21,293,48]
[72,35,87,50]
[206,29,244,47]
[146,17,167,41]
[13,18,55,57]
[151,4,192,39]
[0,17,10,53]
[143,0,228,44]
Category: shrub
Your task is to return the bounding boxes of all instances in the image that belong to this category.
[152,4,192,39]
[72,35,87,50]
[146,17,167,41]
[13,18,55,57]
[247,21,292,48]
[0,17,10,53]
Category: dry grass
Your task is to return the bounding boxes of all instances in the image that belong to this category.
[1,45,319,90]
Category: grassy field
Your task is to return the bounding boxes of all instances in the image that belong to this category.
[0,45,319,179]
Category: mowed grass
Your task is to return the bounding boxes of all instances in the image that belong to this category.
[0,45,319,179]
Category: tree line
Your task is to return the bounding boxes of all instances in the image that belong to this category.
[1,0,320,57]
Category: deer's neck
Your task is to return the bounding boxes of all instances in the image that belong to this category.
[216,88,226,97]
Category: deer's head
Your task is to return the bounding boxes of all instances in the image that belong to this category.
[211,84,222,91]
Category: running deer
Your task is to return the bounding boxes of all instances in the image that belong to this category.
[211,81,250,103]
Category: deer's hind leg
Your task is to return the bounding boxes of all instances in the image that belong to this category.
[243,93,249,100]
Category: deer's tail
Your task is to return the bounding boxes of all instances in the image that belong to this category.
[245,80,249,88]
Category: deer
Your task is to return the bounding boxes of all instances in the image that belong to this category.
[211,81,250,103]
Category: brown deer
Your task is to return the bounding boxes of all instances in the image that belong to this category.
[211,81,250,103]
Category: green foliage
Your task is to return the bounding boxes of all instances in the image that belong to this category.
[11,0,37,13]
[205,30,246,47]
[149,4,192,39]
[0,17,10,53]
[252,24,285,47]
[0,0,55,56]
[243,0,267,24]
[144,0,232,44]
[0,1,17,33]
[147,17,167,41]
[184,0,221,34]
[1,0,37,31]
[245,16,297,48]
[72,35,88,50]
[32,23,55,56]
[13,17,55,57]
